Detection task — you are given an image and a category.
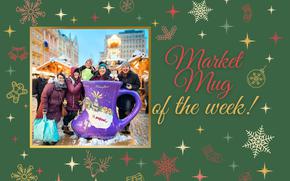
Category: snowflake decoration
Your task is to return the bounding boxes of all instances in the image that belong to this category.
[120,0,135,13]
[242,125,274,158]
[153,153,179,181]
[11,164,38,181]
[16,0,46,26]
[188,0,213,23]
[247,69,266,88]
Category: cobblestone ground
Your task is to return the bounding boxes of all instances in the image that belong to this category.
[32,97,150,146]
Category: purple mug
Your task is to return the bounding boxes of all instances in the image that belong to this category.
[71,81,142,140]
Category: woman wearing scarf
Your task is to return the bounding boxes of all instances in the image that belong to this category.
[35,73,67,145]
[62,68,83,135]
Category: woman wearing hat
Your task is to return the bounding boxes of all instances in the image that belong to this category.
[62,67,84,135]
[90,62,113,81]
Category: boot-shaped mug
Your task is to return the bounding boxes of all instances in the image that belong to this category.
[71,81,142,140]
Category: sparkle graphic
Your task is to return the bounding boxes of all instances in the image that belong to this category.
[176,140,190,155]
[224,132,232,143]
[6,66,16,76]
[7,113,15,123]
[166,3,179,18]
[270,32,282,45]
[16,0,46,26]
[37,168,43,174]
[65,157,79,172]
[224,0,230,4]
[229,161,239,172]
[267,6,276,15]
[55,9,67,21]
[136,15,143,21]
[198,30,207,39]
[220,19,233,33]
[188,0,213,23]
[152,19,159,27]
[240,33,255,49]
[4,26,16,37]
[257,163,272,179]
[20,151,28,159]
[121,152,134,166]
[92,14,100,22]
[265,54,274,63]
[136,159,147,169]
[192,169,207,181]
[261,103,271,114]
[196,126,205,134]
[243,125,274,158]
[70,16,77,24]
[103,2,115,14]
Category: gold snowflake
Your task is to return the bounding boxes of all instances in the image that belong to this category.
[11,164,38,181]
[16,0,46,26]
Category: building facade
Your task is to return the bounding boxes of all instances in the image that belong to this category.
[101,30,146,61]
[31,28,78,67]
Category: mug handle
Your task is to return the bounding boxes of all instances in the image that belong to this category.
[117,89,142,130]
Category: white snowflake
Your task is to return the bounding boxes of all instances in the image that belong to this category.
[188,0,213,23]
[242,125,274,158]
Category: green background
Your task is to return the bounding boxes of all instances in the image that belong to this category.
[0,0,289,180]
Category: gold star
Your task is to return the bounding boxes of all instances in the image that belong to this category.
[4,25,16,37]
[257,163,272,179]
[20,151,28,159]
[152,19,159,27]
[261,103,271,114]
[240,33,255,49]
[176,140,190,155]
[71,16,77,24]
[65,157,79,172]
[56,9,67,21]
[103,2,115,14]
[196,126,205,134]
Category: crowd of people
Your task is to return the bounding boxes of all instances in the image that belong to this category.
[33,59,146,145]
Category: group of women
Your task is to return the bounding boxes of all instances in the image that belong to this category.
[35,59,140,145]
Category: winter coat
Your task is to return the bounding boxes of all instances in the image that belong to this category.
[65,77,84,111]
[36,82,66,122]
[118,70,140,91]
[117,70,140,111]
[90,71,113,81]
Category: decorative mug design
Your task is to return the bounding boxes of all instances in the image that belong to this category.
[71,81,142,140]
